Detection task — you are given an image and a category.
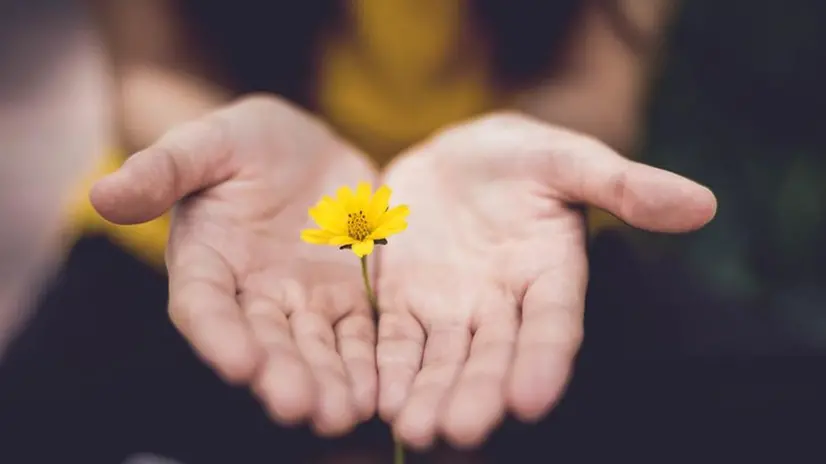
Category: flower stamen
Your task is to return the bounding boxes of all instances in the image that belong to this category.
[347,211,370,241]
[301,182,408,257]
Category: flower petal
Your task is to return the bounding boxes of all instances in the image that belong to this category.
[351,239,375,257]
[336,185,356,211]
[369,221,407,240]
[366,185,392,226]
[354,181,372,211]
[370,205,409,239]
[309,205,347,235]
[318,195,347,216]
[329,235,357,246]
[301,228,335,244]
[377,205,409,225]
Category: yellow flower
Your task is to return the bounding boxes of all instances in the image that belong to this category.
[300,182,409,257]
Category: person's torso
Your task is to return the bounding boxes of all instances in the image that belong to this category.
[175,0,583,161]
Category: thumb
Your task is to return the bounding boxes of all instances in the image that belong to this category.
[441,114,717,233]
[90,118,236,224]
[534,128,718,233]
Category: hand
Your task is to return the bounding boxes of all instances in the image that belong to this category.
[376,113,717,449]
[90,96,379,436]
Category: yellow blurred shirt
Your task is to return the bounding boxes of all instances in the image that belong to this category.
[70,0,621,270]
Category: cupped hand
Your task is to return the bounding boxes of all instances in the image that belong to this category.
[90,96,379,436]
[376,113,717,449]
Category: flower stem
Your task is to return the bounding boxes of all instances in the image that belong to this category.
[360,256,377,311]
[394,439,405,464]
[359,256,404,464]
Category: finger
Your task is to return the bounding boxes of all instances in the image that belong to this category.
[291,311,359,436]
[507,255,586,422]
[440,312,517,449]
[541,131,717,232]
[394,322,471,450]
[377,311,425,422]
[244,300,316,425]
[335,313,378,421]
[449,115,717,232]
[90,116,236,224]
[166,241,262,385]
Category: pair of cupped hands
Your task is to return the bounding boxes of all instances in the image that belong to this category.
[90,96,716,450]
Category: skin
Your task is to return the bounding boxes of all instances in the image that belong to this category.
[2,0,699,450]
[90,98,716,447]
[516,0,680,152]
[378,113,715,449]
[92,96,381,436]
[89,0,679,155]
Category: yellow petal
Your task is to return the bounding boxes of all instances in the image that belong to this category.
[369,221,407,240]
[351,239,375,257]
[377,205,409,225]
[309,205,347,235]
[336,185,356,211]
[329,235,357,246]
[301,229,334,244]
[354,181,372,211]
[370,205,409,239]
[318,195,347,217]
[366,185,392,226]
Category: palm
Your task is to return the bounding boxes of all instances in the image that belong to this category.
[92,97,379,435]
[377,145,586,450]
[181,151,375,422]
[375,113,717,449]
[381,156,585,305]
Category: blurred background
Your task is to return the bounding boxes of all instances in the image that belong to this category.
[1,0,825,462]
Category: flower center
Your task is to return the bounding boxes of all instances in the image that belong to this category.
[347,211,371,240]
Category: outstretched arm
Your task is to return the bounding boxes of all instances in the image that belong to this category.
[86,0,231,151]
[515,0,679,153]
[514,0,679,234]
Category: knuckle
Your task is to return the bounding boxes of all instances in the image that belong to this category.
[608,168,632,215]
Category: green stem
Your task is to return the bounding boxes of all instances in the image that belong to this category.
[394,439,405,464]
[359,256,404,464]
[360,256,377,311]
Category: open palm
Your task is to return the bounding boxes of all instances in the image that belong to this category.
[91,96,378,435]
[376,113,717,449]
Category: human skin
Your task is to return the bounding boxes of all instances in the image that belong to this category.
[6,0,704,448]
[90,97,716,446]
[376,112,714,449]
[92,96,381,436]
